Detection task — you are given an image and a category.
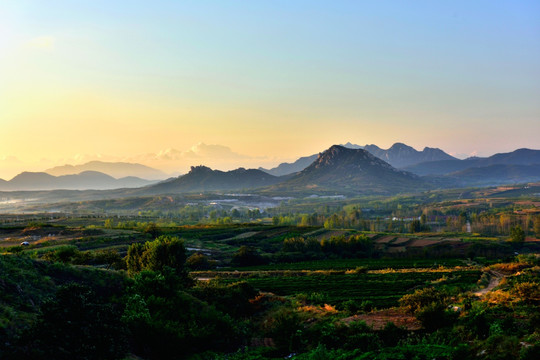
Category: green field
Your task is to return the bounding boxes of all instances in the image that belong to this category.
[220,270,482,308]
[238,258,466,271]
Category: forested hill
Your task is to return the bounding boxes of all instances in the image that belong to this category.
[139,165,283,195]
[267,145,428,195]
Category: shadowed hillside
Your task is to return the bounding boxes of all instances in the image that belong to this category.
[266,145,428,195]
[140,166,284,195]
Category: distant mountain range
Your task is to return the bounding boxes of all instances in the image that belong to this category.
[45,161,167,180]
[442,164,540,187]
[259,144,540,188]
[266,145,427,195]
[404,148,540,176]
[260,142,456,176]
[2,143,540,194]
[259,155,318,177]
[363,143,457,168]
[0,171,156,191]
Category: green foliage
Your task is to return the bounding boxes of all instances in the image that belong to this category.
[511,281,540,304]
[262,307,303,353]
[7,283,127,360]
[232,246,267,267]
[104,218,114,229]
[399,287,450,314]
[190,281,258,318]
[91,248,124,270]
[41,245,79,263]
[356,343,462,360]
[344,299,373,313]
[243,258,464,271]
[534,216,540,237]
[520,342,540,360]
[123,270,247,359]
[1,216,539,359]
[143,222,161,238]
[186,252,212,270]
[126,242,144,275]
[477,334,521,360]
[398,286,457,331]
[415,302,457,332]
[509,225,525,243]
[126,236,188,278]
[320,234,374,258]
[221,271,480,309]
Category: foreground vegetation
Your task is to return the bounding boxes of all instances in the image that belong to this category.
[0,186,539,359]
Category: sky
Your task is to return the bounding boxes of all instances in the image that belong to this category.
[0,0,539,179]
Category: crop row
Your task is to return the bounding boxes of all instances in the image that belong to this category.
[239,258,465,271]
[220,270,481,308]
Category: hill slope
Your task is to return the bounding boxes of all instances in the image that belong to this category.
[405,148,540,176]
[267,145,427,195]
[443,164,540,186]
[141,166,283,194]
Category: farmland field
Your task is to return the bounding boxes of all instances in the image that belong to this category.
[237,257,466,271]
[218,269,482,308]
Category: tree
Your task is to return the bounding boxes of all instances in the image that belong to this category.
[104,218,115,229]
[143,222,161,238]
[509,225,525,243]
[126,236,188,278]
[93,248,123,270]
[231,246,266,266]
[126,242,145,276]
[409,220,422,233]
[186,253,211,270]
[534,216,540,238]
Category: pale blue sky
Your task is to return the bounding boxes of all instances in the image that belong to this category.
[0,1,539,176]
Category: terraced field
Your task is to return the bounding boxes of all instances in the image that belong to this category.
[218,269,482,308]
[238,258,466,271]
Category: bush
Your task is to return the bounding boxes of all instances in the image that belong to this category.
[231,246,267,267]
[399,287,449,314]
[415,302,456,332]
[41,245,79,263]
[186,253,212,270]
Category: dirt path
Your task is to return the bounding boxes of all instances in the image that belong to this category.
[474,270,504,297]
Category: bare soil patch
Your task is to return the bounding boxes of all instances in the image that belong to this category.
[393,237,411,245]
[376,236,396,244]
[408,238,441,247]
[343,308,421,330]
